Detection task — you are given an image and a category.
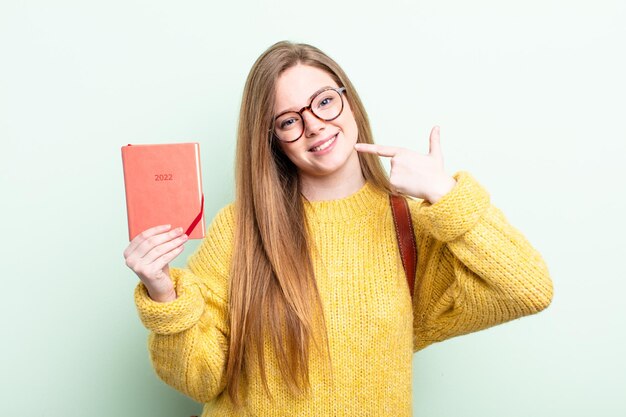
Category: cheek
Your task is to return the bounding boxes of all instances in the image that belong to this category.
[342,111,359,141]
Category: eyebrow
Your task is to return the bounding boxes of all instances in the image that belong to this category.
[275,85,334,117]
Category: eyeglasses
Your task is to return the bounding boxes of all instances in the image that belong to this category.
[271,87,346,143]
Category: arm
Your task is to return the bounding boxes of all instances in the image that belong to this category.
[134,204,235,403]
[410,171,554,352]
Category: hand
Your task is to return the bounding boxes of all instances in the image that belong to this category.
[123,224,188,302]
[354,125,457,204]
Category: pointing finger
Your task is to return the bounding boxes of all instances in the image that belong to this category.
[354,143,401,157]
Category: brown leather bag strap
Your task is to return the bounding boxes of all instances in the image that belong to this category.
[390,195,417,300]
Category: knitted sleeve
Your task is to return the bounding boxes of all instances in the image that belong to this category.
[409,171,554,352]
[133,203,235,403]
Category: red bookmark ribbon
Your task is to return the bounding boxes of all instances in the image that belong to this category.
[185,193,204,237]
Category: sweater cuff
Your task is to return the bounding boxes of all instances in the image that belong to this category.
[134,267,205,335]
[417,171,491,242]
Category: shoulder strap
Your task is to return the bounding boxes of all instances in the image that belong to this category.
[389,195,417,300]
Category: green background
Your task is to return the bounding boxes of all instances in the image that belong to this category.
[2,0,625,416]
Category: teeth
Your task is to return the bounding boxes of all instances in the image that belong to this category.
[310,135,337,152]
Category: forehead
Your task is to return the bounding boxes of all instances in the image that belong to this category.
[274,64,338,113]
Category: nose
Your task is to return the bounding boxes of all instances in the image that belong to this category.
[302,109,325,137]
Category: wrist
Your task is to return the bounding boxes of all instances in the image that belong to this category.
[427,176,457,204]
[146,284,177,303]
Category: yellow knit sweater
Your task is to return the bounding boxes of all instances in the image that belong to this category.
[134,170,553,416]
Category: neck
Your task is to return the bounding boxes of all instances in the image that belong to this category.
[299,153,366,201]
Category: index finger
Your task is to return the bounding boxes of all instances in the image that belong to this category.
[354,143,400,157]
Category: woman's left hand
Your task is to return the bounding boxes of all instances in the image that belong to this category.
[354,125,457,204]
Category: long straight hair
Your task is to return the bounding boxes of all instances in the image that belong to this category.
[226,40,394,407]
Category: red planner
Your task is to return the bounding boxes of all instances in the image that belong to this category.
[121,142,205,241]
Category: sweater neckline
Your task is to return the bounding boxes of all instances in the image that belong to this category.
[302,181,388,223]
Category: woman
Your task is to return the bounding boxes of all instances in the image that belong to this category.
[123,40,554,416]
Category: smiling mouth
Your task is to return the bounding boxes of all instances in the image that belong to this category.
[308,134,338,152]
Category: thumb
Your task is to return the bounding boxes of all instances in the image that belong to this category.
[429,125,442,158]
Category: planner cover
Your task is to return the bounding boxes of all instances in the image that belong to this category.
[121,142,205,241]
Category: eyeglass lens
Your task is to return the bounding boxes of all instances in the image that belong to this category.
[274,89,343,142]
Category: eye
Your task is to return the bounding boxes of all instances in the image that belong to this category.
[280,117,297,129]
[317,96,334,108]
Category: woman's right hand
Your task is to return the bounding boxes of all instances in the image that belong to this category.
[123,224,188,302]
